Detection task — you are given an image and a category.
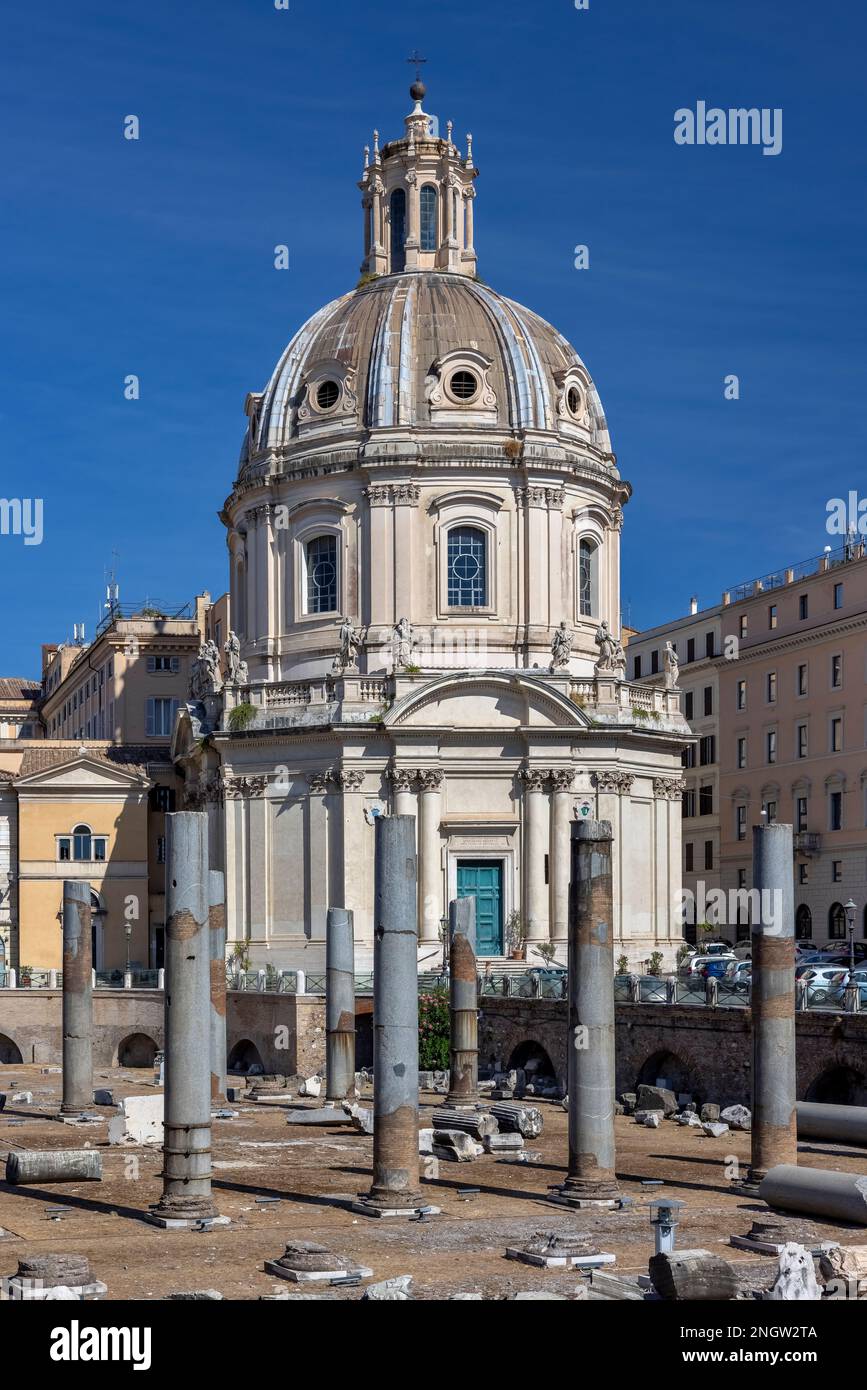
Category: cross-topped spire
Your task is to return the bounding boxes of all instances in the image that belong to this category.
[407,50,427,83]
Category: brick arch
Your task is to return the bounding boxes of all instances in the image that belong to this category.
[635,1046,706,1103]
[227,1037,264,1074]
[805,1061,867,1106]
[114,1033,159,1068]
[0,1033,23,1065]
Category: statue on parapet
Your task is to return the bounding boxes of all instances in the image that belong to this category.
[663,640,679,689]
[333,618,363,673]
[594,619,626,675]
[190,639,223,700]
[550,621,574,670]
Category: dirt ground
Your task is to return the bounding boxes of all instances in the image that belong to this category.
[1,1064,865,1301]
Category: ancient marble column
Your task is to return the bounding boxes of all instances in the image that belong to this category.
[418,769,444,944]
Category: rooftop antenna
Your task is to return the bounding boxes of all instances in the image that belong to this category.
[104,550,120,620]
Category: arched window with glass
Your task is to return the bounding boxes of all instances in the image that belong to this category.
[795,904,812,940]
[579,537,599,617]
[305,535,338,614]
[58,824,106,863]
[828,902,847,940]
[447,526,487,608]
[390,188,407,271]
[420,184,438,251]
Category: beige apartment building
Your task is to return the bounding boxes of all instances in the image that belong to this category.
[0,593,229,973]
[626,602,721,941]
[718,543,867,944]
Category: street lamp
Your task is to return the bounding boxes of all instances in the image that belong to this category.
[844,898,857,1003]
[124,921,133,971]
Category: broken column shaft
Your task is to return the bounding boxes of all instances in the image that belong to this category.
[364,814,421,1210]
[556,819,620,1204]
[326,906,356,1102]
[446,895,478,1104]
[749,822,797,1184]
[151,812,218,1222]
[209,869,227,1106]
[60,879,93,1115]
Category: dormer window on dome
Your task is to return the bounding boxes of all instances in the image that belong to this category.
[425,349,498,424]
[359,80,479,278]
[296,359,358,436]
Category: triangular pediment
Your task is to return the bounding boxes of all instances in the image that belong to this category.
[15,754,150,792]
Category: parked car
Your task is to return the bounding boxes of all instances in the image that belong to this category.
[701,955,737,980]
[679,953,724,978]
[723,959,752,992]
[830,969,867,1007]
[798,966,849,1004]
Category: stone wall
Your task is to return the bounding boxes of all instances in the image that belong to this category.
[478,999,867,1108]
[2,991,865,1107]
[0,990,327,1076]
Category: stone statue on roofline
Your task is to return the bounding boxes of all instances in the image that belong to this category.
[190,639,223,701]
[550,621,574,670]
[594,619,626,676]
[333,618,363,673]
[663,640,679,689]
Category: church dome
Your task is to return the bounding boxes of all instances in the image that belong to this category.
[245,271,612,464]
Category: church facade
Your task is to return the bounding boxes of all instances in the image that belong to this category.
[173,81,691,973]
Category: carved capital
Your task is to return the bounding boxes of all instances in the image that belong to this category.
[549,769,575,793]
[306,770,332,795]
[366,484,391,506]
[521,767,549,793]
[387,765,416,794]
[224,774,267,800]
[337,768,365,791]
[594,770,634,795]
[392,483,420,505]
[418,769,444,793]
[653,776,686,800]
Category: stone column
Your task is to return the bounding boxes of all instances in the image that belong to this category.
[392,484,419,625]
[358,815,422,1213]
[60,880,92,1116]
[306,772,330,942]
[549,770,573,950]
[388,765,416,820]
[522,768,549,943]
[465,186,475,251]
[418,770,443,944]
[366,486,393,629]
[446,896,478,1104]
[748,822,797,1185]
[208,869,227,1106]
[555,819,620,1205]
[326,906,356,1102]
[150,812,218,1224]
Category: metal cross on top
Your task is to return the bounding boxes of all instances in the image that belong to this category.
[407,50,427,82]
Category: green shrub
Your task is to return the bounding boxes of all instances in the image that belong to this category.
[419,988,450,1070]
[228,702,257,732]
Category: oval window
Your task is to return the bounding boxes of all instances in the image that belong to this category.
[567,385,583,418]
[449,369,479,402]
[316,380,340,411]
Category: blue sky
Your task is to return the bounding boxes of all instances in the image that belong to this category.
[3,0,865,673]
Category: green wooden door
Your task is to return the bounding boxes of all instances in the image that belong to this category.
[457,860,503,957]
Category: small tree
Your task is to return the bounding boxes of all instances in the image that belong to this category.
[647,950,664,977]
[531,942,558,967]
[418,988,450,1070]
[505,910,526,958]
[616,953,630,976]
